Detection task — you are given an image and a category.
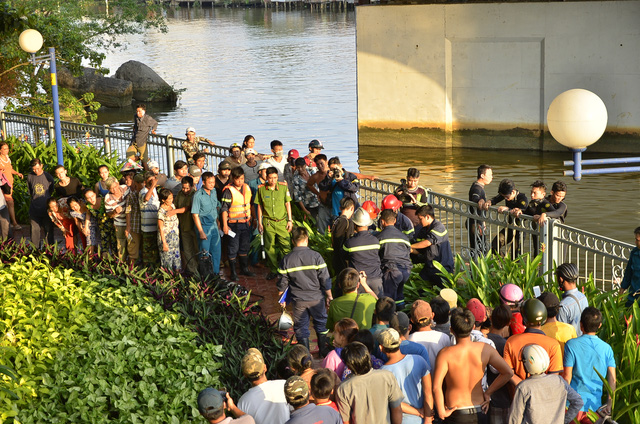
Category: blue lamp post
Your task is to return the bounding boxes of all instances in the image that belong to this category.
[547,89,640,181]
[19,29,64,166]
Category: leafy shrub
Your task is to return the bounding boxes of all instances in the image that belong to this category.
[0,239,290,403]
[0,256,222,423]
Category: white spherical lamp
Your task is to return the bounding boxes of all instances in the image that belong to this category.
[19,29,44,54]
[547,89,608,149]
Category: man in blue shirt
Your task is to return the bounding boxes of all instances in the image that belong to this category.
[192,171,221,280]
[379,328,433,424]
[563,307,616,423]
[556,263,589,336]
[621,226,640,307]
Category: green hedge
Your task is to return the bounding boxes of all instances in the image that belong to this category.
[0,256,222,423]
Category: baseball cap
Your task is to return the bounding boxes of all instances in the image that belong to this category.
[189,165,202,177]
[244,148,257,156]
[185,127,196,134]
[396,311,411,334]
[288,149,299,159]
[284,376,309,404]
[229,143,242,152]
[147,160,160,170]
[466,298,486,323]
[411,300,432,324]
[440,288,458,309]
[258,162,271,171]
[197,388,225,416]
[308,139,324,149]
[241,348,265,379]
[219,161,232,170]
[537,291,560,309]
[377,328,401,350]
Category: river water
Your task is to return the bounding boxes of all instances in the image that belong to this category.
[95,7,639,243]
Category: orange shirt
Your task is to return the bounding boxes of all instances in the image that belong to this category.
[503,328,563,381]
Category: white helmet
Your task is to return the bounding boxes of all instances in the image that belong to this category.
[278,310,294,331]
[521,344,550,375]
[352,207,373,227]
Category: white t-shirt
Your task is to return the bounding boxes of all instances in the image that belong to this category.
[238,380,290,424]
[408,330,452,369]
[266,158,287,182]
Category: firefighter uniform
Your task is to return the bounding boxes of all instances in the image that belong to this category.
[254,182,292,273]
[376,225,412,306]
[343,230,383,297]
[413,219,454,288]
[277,246,332,348]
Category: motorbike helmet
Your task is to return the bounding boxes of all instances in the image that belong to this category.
[521,344,550,375]
[278,309,294,331]
[499,283,524,306]
[520,298,548,326]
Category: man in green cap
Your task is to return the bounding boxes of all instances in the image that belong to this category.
[254,166,293,280]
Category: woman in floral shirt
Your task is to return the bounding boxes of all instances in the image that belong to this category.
[157,188,181,271]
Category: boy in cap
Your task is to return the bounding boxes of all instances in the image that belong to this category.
[407,300,451,370]
[197,387,254,423]
[283,376,341,424]
[305,139,323,169]
[146,160,167,187]
[538,291,577,355]
[556,263,589,336]
[379,328,434,424]
[237,348,290,424]
[182,127,214,166]
[240,148,262,183]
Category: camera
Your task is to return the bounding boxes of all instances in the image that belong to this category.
[333,167,343,179]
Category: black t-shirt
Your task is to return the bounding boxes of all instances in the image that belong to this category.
[486,332,511,409]
[55,177,84,198]
[468,181,486,224]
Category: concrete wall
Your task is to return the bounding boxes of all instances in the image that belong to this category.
[356,1,640,151]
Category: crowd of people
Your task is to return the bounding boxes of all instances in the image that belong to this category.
[199,265,618,424]
[2,105,637,424]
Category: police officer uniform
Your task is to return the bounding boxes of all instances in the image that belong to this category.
[254,181,292,275]
[376,225,412,306]
[277,245,332,353]
[413,219,454,288]
[343,231,383,297]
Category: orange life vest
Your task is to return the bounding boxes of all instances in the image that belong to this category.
[226,184,252,223]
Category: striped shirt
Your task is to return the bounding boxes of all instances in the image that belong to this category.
[139,187,160,233]
[105,185,130,227]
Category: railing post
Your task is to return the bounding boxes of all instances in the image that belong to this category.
[166,134,174,175]
[0,111,6,141]
[47,117,55,144]
[103,124,111,155]
[541,219,551,277]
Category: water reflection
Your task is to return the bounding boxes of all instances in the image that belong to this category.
[95,8,639,242]
[359,146,640,242]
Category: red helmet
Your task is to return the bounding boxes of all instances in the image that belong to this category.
[381,194,402,212]
[361,200,380,220]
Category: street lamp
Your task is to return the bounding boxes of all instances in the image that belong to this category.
[19,29,64,166]
[548,88,640,181]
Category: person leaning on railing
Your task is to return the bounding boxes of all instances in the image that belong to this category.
[182,127,215,166]
[395,167,429,229]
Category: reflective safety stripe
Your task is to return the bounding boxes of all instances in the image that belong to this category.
[343,244,379,252]
[278,263,328,274]
[402,229,415,235]
[379,238,411,247]
[431,228,447,237]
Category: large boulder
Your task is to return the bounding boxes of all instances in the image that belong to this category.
[58,67,133,108]
[114,60,178,104]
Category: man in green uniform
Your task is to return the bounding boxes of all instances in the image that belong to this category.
[254,166,293,280]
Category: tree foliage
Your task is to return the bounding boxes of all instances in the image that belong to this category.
[0,0,167,121]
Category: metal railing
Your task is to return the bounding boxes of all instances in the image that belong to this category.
[2,110,632,289]
[0,111,228,174]
[359,177,632,290]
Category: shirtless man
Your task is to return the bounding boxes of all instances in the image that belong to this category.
[433,309,513,423]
